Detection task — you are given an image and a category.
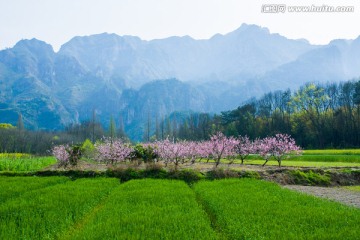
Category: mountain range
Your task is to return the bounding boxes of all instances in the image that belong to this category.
[1,23,360,141]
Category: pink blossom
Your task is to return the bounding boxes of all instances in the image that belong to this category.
[258,134,301,167]
[208,132,238,167]
[52,144,70,167]
[95,138,133,165]
[234,135,255,164]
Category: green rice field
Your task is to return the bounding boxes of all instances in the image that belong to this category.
[0,177,359,239]
[193,179,360,240]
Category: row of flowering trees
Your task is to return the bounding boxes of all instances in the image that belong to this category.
[53,133,301,168]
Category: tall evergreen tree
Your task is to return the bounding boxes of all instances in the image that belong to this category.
[17,113,24,131]
[109,115,117,140]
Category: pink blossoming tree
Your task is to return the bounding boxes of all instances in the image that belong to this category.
[95,138,133,165]
[258,134,301,167]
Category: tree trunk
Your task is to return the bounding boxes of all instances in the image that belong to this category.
[215,158,221,168]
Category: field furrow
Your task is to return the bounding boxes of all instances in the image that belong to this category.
[0,178,119,240]
[193,179,360,240]
[71,179,218,240]
[0,176,69,203]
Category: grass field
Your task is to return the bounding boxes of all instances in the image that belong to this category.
[1,177,359,239]
[193,179,360,240]
[0,156,56,171]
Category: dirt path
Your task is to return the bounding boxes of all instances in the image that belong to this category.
[283,185,360,208]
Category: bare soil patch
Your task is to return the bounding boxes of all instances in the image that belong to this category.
[283,185,360,208]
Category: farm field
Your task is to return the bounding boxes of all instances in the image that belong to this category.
[0,177,119,239]
[198,149,360,167]
[240,159,360,167]
[0,177,359,239]
[0,154,56,171]
[69,179,217,240]
[0,176,69,202]
[303,149,360,155]
[193,179,360,240]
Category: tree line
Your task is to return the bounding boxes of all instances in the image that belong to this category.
[1,79,359,153]
[172,80,360,149]
[0,112,126,154]
[53,132,300,168]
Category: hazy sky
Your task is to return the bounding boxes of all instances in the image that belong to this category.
[0,0,359,51]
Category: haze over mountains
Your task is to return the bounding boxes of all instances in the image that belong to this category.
[1,23,360,140]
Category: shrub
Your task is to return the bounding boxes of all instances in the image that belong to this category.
[52,144,82,168]
[290,170,331,186]
[168,169,204,183]
[81,139,95,159]
[133,144,158,164]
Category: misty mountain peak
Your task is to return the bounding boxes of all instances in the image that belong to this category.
[1,24,360,140]
[14,38,54,55]
[233,23,270,36]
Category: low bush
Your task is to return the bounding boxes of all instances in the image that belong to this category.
[289,170,331,186]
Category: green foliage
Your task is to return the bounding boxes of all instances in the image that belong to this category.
[108,115,117,139]
[205,168,261,180]
[173,80,360,149]
[106,167,202,183]
[206,168,241,180]
[58,144,82,168]
[70,179,217,240]
[168,169,204,183]
[194,179,360,240]
[0,123,15,129]
[133,143,158,163]
[289,170,331,186]
[142,163,168,179]
[0,156,56,171]
[0,178,119,239]
[81,139,95,159]
[69,144,82,166]
[354,80,360,105]
[107,167,142,182]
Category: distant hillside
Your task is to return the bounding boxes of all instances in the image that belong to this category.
[1,23,360,140]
